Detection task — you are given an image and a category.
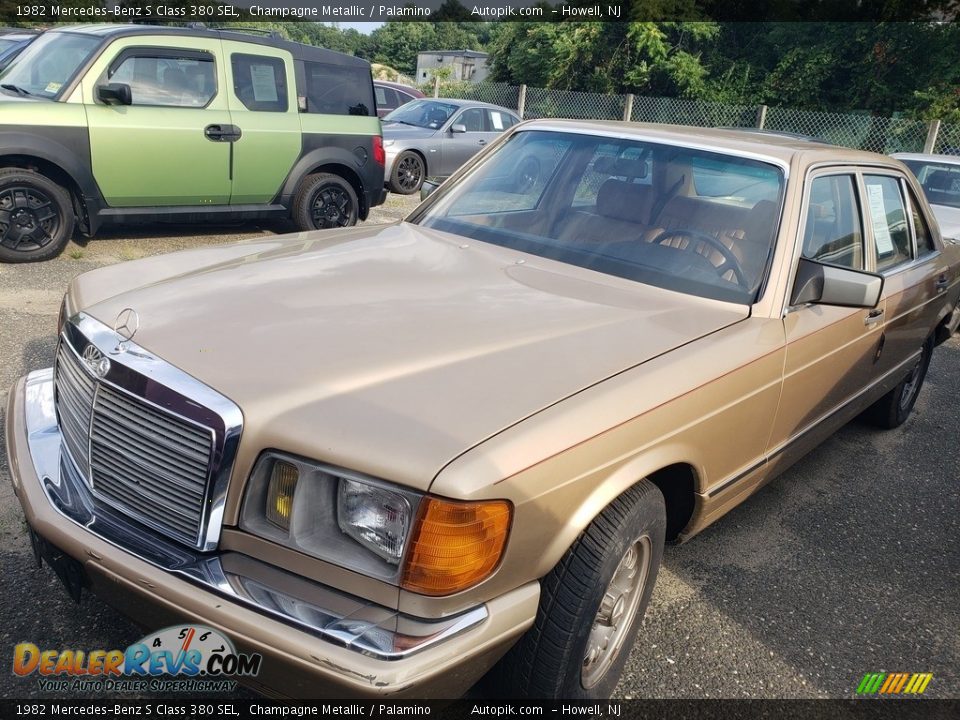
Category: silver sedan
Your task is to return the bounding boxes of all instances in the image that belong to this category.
[382,98,520,194]
[893,152,960,240]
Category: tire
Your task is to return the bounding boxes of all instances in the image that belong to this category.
[292,173,359,231]
[864,337,933,429]
[388,151,426,195]
[491,480,666,699]
[0,168,75,263]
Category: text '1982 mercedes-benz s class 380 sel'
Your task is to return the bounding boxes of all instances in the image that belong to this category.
[7,120,960,698]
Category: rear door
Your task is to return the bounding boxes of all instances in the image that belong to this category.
[84,39,232,206]
[862,171,948,379]
[221,40,301,205]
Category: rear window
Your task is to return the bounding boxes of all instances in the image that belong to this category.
[303,61,374,116]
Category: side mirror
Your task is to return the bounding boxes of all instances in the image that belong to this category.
[420,179,441,201]
[791,258,883,308]
[97,83,132,106]
[450,124,467,134]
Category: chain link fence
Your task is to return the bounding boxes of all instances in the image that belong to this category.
[433,80,959,156]
[933,121,960,155]
[630,95,756,128]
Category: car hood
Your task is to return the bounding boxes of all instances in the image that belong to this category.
[932,204,960,241]
[73,223,747,490]
[382,123,438,140]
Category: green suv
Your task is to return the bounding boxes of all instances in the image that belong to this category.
[0,24,386,262]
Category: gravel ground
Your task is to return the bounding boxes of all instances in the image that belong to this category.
[0,194,957,700]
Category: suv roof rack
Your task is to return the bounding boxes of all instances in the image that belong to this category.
[218,26,284,39]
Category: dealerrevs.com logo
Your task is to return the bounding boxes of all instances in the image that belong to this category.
[13,625,262,693]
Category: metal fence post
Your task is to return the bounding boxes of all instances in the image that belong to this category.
[517,84,527,118]
[924,119,941,153]
[623,94,634,122]
[433,75,440,98]
[756,105,768,129]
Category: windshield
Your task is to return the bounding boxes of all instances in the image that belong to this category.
[902,159,960,210]
[415,130,785,305]
[384,100,459,129]
[0,32,100,99]
[0,38,17,54]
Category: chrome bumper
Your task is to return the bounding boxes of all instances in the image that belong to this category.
[18,368,486,660]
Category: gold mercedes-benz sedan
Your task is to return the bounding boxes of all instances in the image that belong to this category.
[7,121,960,698]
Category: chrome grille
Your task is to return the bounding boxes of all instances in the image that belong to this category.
[55,343,95,476]
[54,336,217,547]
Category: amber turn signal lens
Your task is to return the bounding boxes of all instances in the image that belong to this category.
[401,497,511,596]
[265,460,298,531]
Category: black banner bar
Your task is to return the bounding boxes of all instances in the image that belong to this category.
[0,0,955,24]
[2,700,959,720]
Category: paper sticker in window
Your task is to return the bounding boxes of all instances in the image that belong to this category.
[866,183,895,255]
[490,112,504,130]
[250,64,278,102]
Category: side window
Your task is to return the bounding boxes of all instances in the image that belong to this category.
[396,91,415,107]
[106,50,215,108]
[455,108,486,132]
[488,110,514,132]
[863,174,911,271]
[906,186,935,255]
[801,175,864,269]
[304,61,374,116]
[231,54,287,112]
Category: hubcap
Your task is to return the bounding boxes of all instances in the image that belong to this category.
[581,535,652,689]
[0,184,59,251]
[311,185,353,229]
[899,352,925,412]
[396,156,424,192]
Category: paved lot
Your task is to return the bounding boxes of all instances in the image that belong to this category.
[0,194,957,699]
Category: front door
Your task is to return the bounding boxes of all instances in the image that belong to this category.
[441,107,494,176]
[85,41,232,207]
[766,171,883,466]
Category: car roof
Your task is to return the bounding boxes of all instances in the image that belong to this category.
[374,80,422,93]
[892,152,960,164]
[520,119,899,168]
[50,24,369,68]
[430,97,519,114]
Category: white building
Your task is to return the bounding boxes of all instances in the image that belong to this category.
[415,50,490,84]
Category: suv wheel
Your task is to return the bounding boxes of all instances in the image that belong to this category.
[389,151,425,195]
[865,336,933,429]
[0,168,75,263]
[491,480,666,698]
[293,173,359,231]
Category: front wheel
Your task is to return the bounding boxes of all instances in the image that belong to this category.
[0,168,75,263]
[864,337,933,429]
[492,480,666,698]
[293,173,359,231]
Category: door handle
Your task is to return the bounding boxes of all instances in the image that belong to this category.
[864,308,885,326]
[478,139,487,146]
[935,274,949,294]
[204,124,242,142]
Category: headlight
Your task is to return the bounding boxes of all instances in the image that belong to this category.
[337,478,411,564]
[383,139,396,148]
[241,452,511,593]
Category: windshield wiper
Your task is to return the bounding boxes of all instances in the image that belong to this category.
[1,83,31,96]
[387,119,418,127]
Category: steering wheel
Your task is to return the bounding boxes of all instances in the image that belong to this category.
[650,228,748,288]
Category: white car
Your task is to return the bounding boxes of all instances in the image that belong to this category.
[893,153,960,240]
